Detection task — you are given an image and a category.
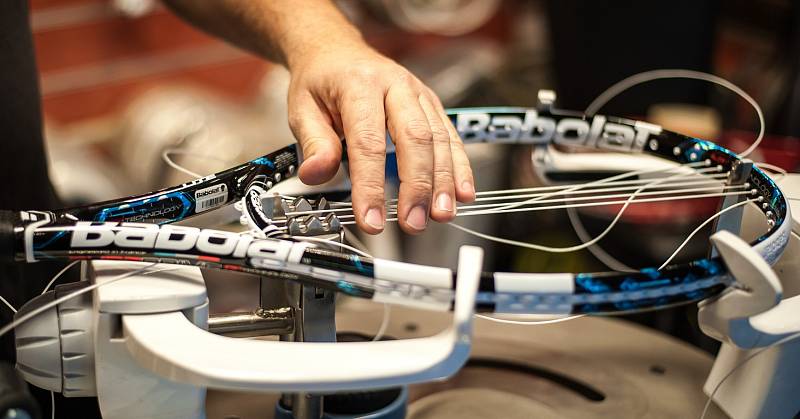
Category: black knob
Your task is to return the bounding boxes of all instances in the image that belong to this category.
[0,362,41,419]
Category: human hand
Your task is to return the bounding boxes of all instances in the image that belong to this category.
[287,43,475,235]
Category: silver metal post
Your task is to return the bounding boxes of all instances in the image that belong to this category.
[260,231,341,419]
[207,308,294,337]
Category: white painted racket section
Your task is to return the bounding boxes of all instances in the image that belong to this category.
[373,258,453,289]
[493,272,574,294]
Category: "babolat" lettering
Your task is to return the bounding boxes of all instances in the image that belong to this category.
[196,184,226,198]
[68,221,304,262]
[454,111,661,152]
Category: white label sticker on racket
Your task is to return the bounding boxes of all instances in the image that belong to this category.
[195,183,228,213]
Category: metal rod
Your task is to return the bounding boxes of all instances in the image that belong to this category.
[208,308,294,337]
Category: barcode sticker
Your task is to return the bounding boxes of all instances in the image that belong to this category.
[195,183,228,213]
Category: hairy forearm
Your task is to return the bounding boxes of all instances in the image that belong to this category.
[161,0,366,68]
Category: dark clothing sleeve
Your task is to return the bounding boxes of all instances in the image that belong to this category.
[0,0,63,355]
[0,1,59,211]
[1,1,100,417]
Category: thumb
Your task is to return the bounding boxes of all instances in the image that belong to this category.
[288,93,343,185]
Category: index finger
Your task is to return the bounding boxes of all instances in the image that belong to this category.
[340,91,388,234]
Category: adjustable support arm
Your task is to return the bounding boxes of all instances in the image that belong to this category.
[698,230,782,348]
[700,173,800,419]
[122,246,483,393]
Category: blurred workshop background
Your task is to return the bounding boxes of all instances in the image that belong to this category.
[31,0,800,352]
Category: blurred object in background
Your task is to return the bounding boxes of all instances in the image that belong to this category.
[30,0,269,126]
[714,0,800,138]
[363,0,501,36]
[401,39,504,106]
[45,127,127,206]
[116,70,293,192]
[546,0,718,115]
[648,104,722,141]
[110,0,155,17]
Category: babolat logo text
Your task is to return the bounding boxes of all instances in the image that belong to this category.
[196,184,226,198]
[68,222,301,262]
[455,111,661,152]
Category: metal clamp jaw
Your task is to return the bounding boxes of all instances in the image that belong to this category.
[262,195,343,237]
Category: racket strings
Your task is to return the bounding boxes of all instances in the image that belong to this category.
[276,174,733,218]
[310,188,751,228]
[268,162,761,271]
[445,163,756,257]
[268,167,746,229]
[277,163,725,216]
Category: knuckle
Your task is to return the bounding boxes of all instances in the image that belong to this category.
[351,128,385,149]
[456,163,474,177]
[351,66,379,82]
[404,174,434,195]
[455,160,474,176]
[429,124,449,142]
[350,96,375,121]
[450,137,467,153]
[352,136,386,162]
[433,164,455,183]
[456,167,474,184]
[354,178,385,197]
[402,119,433,144]
[426,89,444,107]
[407,183,434,200]
[394,71,415,86]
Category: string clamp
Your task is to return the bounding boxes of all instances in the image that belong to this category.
[262,196,342,236]
[726,159,753,186]
[536,89,557,113]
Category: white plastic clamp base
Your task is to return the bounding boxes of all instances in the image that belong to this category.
[122,245,483,393]
[700,232,800,419]
[699,173,800,419]
[698,230,783,347]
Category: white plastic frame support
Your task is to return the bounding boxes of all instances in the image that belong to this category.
[700,173,800,419]
[122,245,483,393]
[698,230,783,347]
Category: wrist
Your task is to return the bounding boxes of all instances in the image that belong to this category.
[284,28,368,71]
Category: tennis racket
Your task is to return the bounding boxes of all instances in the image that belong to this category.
[0,105,790,316]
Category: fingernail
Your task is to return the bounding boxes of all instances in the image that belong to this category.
[461,181,475,198]
[436,193,453,212]
[365,207,384,230]
[406,205,428,231]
